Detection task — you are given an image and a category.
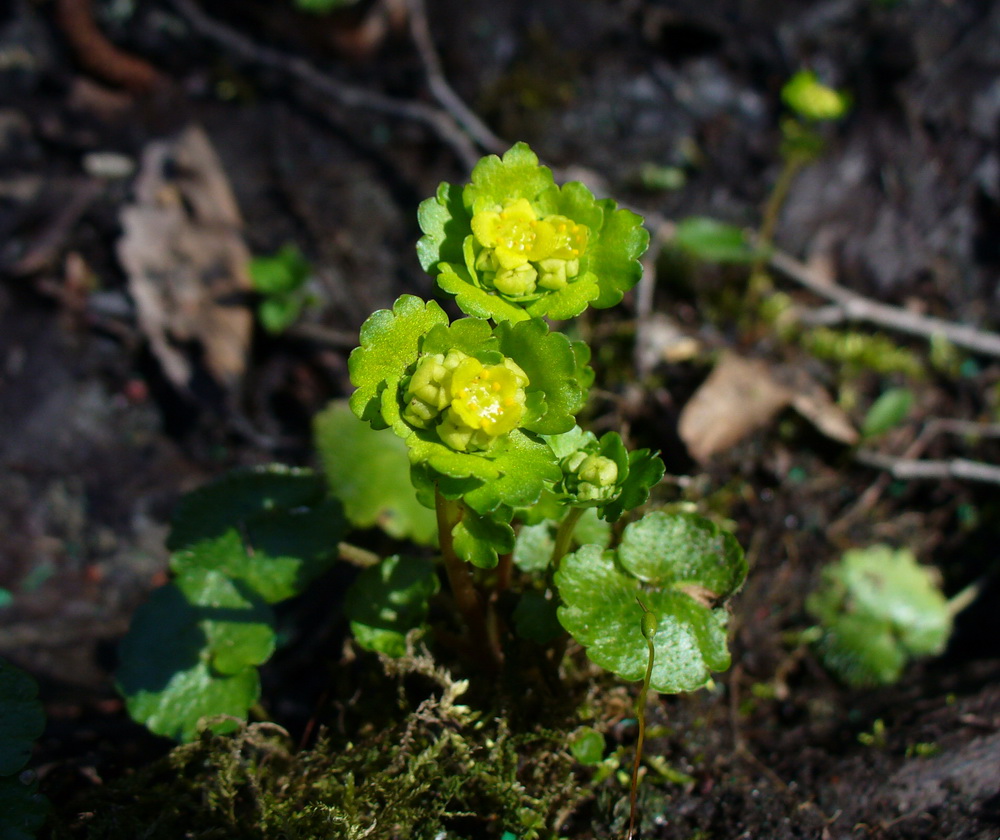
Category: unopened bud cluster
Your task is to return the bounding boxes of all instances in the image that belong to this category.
[561,451,620,502]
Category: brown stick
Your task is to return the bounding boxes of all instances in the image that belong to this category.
[55,0,163,93]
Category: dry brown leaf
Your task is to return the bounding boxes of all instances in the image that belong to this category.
[117,125,252,393]
[679,352,793,462]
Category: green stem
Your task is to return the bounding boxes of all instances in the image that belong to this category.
[750,152,807,289]
[434,488,499,668]
[550,506,585,571]
[628,599,657,840]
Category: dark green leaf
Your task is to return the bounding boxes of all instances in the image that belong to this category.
[0,659,44,777]
[345,556,439,658]
[116,573,274,741]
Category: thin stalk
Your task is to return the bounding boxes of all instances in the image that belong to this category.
[750,152,807,291]
[550,506,586,571]
[434,488,499,668]
[628,598,657,840]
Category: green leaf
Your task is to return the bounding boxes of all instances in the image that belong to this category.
[586,198,649,310]
[344,556,440,658]
[806,545,952,687]
[513,508,610,574]
[348,295,449,428]
[600,447,665,522]
[461,430,561,514]
[568,727,606,765]
[0,774,49,840]
[496,318,586,435]
[167,465,328,551]
[249,243,310,295]
[513,522,555,573]
[116,572,275,741]
[781,70,851,122]
[512,589,564,644]
[861,388,914,438]
[0,660,44,777]
[435,263,531,322]
[452,507,515,569]
[555,512,746,693]
[464,142,554,214]
[673,217,763,264]
[167,467,345,604]
[314,400,437,545]
[258,294,304,334]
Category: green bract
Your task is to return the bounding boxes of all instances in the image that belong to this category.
[555,512,747,693]
[349,295,586,512]
[345,556,440,658]
[806,545,952,687]
[545,427,665,521]
[417,142,649,322]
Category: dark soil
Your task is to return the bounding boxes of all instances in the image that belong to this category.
[2,0,999,838]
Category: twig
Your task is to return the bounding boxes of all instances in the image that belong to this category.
[56,0,164,92]
[404,0,506,154]
[768,249,1000,359]
[167,0,482,170]
[854,450,1000,485]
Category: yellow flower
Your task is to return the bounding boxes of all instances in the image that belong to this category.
[471,198,557,270]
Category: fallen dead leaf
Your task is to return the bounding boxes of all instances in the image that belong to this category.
[678,351,857,461]
[117,125,253,393]
[679,352,793,462]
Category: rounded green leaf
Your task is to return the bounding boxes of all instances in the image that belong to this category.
[116,573,274,741]
[345,556,440,658]
[555,513,746,693]
[569,727,607,765]
[0,660,44,780]
[167,465,328,551]
[807,545,952,687]
[169,474,345,604]
[314,400,437,545]
[617,511,746,599]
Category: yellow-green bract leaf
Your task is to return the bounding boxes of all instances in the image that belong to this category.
[345,555,440,658]
[555,512,746,693]
[806,545,952,687]
[348,295,449,428]
[314,400,437,545]
[116,571,275,741]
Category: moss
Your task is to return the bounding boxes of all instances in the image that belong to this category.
[52,651,587,840]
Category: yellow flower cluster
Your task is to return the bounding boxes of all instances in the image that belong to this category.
[402,350,529,451]
[470,198,589,296]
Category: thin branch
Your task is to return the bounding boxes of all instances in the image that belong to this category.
[405,0,506,154]
[854,450,1000,485]
[768,249,1000,359]
[167,0,482,170]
